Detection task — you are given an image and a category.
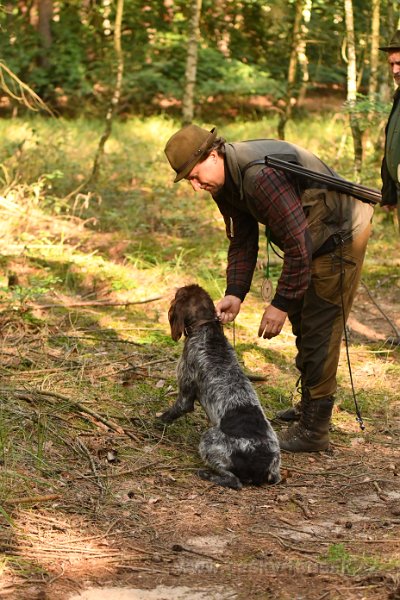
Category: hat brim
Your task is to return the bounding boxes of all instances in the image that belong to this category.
[173,128,218,183]
[379,45,400,51]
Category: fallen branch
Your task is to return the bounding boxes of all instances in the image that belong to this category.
[5,388,142,444]
[28,296,163,310]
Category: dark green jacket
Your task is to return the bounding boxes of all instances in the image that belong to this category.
[381,88,400,207]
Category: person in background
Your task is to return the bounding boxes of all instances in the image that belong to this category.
[164,124,374,453]
[379,30,400,228]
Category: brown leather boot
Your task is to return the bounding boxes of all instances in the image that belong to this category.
[275,401,302,422]
[278,395,334,452]
[275,377,304,422]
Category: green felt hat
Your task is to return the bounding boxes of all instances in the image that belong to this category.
[379,30,400,52]
[164,124,218,183]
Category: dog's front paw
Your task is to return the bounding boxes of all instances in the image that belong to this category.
[197,469,243,491]
[156,409,176,425]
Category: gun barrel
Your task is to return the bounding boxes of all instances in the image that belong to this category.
[264,156,381,205]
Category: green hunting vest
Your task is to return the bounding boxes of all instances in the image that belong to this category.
[222,139,373,253]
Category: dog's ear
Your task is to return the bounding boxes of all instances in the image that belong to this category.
[168,299,185,341]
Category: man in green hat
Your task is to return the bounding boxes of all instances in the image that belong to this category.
[379,30,400,228]
[164,125,374,453]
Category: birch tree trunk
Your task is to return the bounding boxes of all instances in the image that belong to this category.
[278,0,312,139]
[182,0,202,125]
[344,0,363,178]
[90,0,124,183]
[368,0,380,103]
[214,0,230,57]
[297,0,312,106]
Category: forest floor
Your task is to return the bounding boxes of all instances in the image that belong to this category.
[1,237,399,600]
[0,116,399,600]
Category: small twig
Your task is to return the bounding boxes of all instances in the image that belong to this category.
[76,438,105,492]
[171,543,226,563]
[51,333,142,346]
[4,494,61,505]
[290,495,312,519]
[331,539,400,544]
[336,478,394,494]
[268,522,325,540]
[361,280,400,338]
[110,565,167,574]
[77,459,172,479]
[245,373,268,382]
[268,532,320,556]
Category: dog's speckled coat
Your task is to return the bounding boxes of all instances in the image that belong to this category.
[159,284,281,490]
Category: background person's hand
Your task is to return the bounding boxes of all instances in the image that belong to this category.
[258,305,287,339]
[215,295,242,324]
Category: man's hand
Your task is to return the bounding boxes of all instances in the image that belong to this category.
[258,305,287,339]
[215,295,242,324]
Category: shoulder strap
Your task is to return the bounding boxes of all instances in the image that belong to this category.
[241,159,266,177]
[241,154,300,178]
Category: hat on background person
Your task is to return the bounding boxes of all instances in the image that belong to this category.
[164,124,217,183]
[379,30,400,52]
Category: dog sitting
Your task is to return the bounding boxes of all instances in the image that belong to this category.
[159,284,281,490]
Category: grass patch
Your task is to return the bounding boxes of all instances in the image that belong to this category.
[323,543,400,576]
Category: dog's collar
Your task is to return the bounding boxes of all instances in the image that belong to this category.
[184,317,221,337]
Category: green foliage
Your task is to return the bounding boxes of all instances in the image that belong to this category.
[0,0,394,117]
[0,275,62,309]
[196,49,283,98]
[343,94,392,132]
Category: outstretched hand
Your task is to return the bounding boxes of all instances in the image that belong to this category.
[258,305,287,339]
[215,295,242,324]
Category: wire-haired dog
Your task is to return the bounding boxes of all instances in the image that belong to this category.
[159,284,281,490]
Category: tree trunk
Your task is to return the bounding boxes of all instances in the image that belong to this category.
[344,0,363,178]
[388,0,400,31]
[182,0,202,125]
[36,0,53,69]
[368,0,380,103]
[90,0,124,183]
[278,0,312,139]
[214,0,230,58]
[297,0,312,107]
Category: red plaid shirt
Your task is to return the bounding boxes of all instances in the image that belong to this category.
[213,166,313,312]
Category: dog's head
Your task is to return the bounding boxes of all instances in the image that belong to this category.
[168,284,217,341]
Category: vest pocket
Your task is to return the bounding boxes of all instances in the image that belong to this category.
[311,252,357,305]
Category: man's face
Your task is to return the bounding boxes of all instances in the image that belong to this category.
[186,150,225,195]
[388,50,400,86]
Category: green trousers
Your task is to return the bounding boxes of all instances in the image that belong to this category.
[287,223,372,400]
